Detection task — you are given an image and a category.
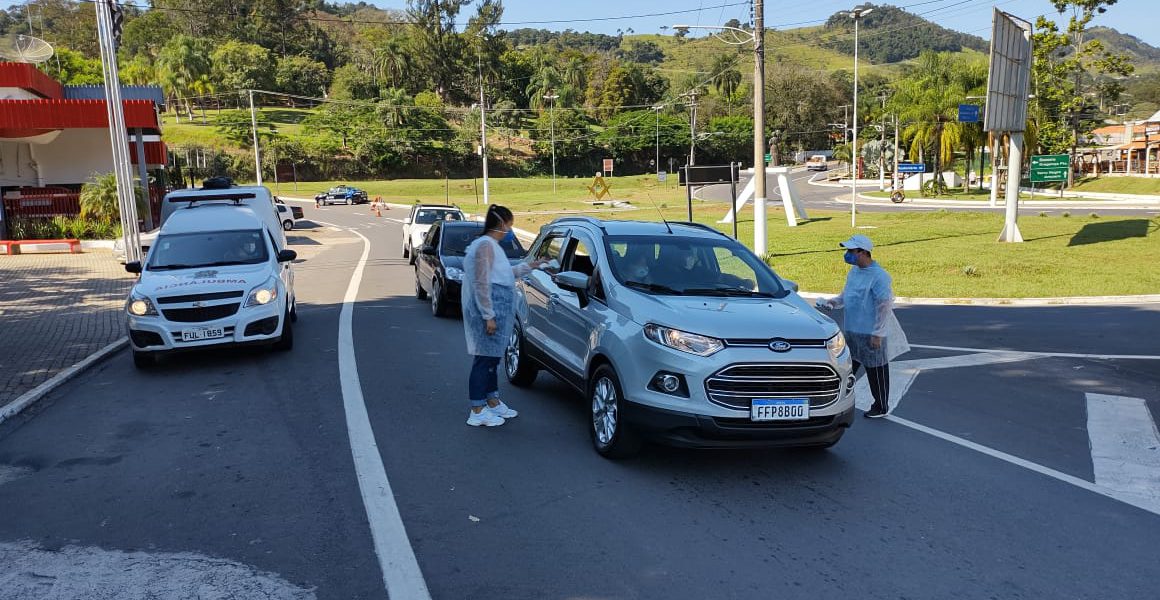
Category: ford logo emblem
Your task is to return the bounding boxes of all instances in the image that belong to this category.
[769,340,792,353]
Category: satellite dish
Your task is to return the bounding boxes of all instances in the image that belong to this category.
[0,35,55,64]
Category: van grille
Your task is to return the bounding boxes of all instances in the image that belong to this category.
[705,363,842,411]
[162,303,240,323]
[157,290,244,305]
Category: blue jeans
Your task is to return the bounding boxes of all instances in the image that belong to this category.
[469,355,501,408]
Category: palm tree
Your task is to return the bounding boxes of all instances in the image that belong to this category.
[710,54,742,101]
[80,172,146,224]
[157,36,213,121]
[526,63,562,111]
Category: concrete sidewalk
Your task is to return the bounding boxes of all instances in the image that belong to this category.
[0,250,134,411]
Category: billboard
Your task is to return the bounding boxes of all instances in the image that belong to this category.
[984,9,1033,133]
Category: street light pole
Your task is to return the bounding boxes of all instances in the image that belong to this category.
[846,5,872,228]
[752,0,768,255]
[249,89,262,186]
[653,105,663,176]
[544,92,559,194]
[476,49,490,205]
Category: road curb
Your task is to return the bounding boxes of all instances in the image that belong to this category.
[0,337,128,427]
[796,290,1160,307]
[849,191,1159,209]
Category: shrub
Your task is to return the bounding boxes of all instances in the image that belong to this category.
[1061,211,1071,218]
[1039,211,1047,217]
[1089,212,1099,219]
[962,265,979,277]
[79,172,147,224]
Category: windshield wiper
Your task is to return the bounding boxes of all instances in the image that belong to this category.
[201,260,261,267]
[148,263,196,271]
[623,280,684,295]
[683,287,778,298]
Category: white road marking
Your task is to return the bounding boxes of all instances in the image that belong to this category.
[1085,393,1160,514]
[383,218,404,223]
[335,225,432,599]
[0,541,314,598]
[855,351,1041,411]
[886,414,1160,517]
[910,343,1160,361]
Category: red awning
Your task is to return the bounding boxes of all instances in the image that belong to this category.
[130,141,168,166]
[0,62,63,99]
[0,99,160,137]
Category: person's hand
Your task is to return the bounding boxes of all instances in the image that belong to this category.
[870,335,883,349]
[531,259,548,270]
[815,298,832,310]
[485,319,497,335]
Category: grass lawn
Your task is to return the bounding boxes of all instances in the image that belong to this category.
[1070,177,1160,196]
[863,189,1101,202]
[280,175,1160,298]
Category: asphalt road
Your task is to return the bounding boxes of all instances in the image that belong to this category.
[695,166,1160,217]
[1,203,1157,599]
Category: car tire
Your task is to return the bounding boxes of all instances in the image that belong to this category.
[415,271,428,300]
[504,322,538,387]
[407,246,417,265]
[402,242,410,259]
[282,220,294,231]
[431,279,449,318]
[589,364,641,459]
[290,300,298,323]
[132,350,156,369]
[273,311,294,351]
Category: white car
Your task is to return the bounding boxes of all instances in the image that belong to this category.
[124,203,297,368]
[276,203,301,231]
[402,204,465,264]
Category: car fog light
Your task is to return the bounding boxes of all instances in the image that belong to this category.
[660,374,681,393]
[846,375,857,395]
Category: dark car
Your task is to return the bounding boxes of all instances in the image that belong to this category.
[321,185,369,205]
[415,220,526,317]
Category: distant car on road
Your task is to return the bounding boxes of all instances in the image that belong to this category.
[402,204,465,264]
[275,203,302,230]
[415,220,526,318]
[506,217,854,458]
[320,185,368,205]
[806,155,829,171]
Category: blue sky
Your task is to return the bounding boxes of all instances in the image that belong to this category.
[369,0,1159,47]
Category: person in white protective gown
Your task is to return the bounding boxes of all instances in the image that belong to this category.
[461,205,546,427]
[816,234,909,418]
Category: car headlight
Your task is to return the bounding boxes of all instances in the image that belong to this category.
[644,324,724,357]
[826,332,847,359]
[444,267,464,281]
[126,293,157,316]
[244,276,280,308]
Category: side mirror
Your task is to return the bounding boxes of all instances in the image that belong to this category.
[780,277,799,293]
[277,249,298,263]
[125,261,142,274]
[403,217,412,225]
[556,271,591,308]
[421,245,437,256]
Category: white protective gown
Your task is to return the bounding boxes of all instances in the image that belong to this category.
[829,261,910,367]
[461,236,533,357]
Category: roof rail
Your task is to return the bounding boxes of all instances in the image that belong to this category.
[552,215,607,233]
[669,221,727,236]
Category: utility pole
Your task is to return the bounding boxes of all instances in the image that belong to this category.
[752,0,768,254]
[893,114,900,192]
[686,90,698,166]
[249,89,262,186]
[653,105,663,177]
[95,0,141,263]
[544,92,559,195]
[878,93,887,191]
[846,5,873,228]
[477,49,490,205]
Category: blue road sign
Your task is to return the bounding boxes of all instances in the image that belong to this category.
[958,103,980,123]
[897,162,926,173]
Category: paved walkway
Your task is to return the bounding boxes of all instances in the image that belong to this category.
[0,250,134,410]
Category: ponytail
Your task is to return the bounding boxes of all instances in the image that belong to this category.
[482,204,513,236]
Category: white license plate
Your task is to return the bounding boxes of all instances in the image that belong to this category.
[181,327,224,342]
[751,398,809,422]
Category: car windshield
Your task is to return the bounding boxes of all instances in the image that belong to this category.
[606,235,785,297]
[148,229,269,271]
[441,225,525,259]
[415,209,461,225]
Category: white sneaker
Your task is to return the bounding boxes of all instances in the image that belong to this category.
[487,401,518,419]
[467,409,505,427]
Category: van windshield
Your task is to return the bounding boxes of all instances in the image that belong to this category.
[606,235,785,298]
[148,229,269,271]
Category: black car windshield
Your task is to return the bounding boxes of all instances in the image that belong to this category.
[148,229,269,270]
[415,209,462,225]
[606,235,785,297]
[441,224,525,259]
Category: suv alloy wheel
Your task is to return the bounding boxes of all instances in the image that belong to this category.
[589,364,642,458]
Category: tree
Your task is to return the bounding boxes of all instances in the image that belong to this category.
[710,54,742,101]
[1032,1,1134,185]
[46,46,103,85]
[79,172,146,224]
[275,56,331,97]
[211,41,275,93]
[405,0,472,102]
[157,35,214,119]
[330,64,379,100]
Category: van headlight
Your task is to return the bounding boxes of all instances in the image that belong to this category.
[444,266,464,281]
[244,276,280,307]
[126,293,157,316]
[826,332,847,359]
[644,324,724,357]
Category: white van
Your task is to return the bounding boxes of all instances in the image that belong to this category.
[124,204,297,368]
[806,155,829,171]
[161,185,288,251]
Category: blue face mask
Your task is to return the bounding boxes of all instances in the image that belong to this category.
[502,229,516,244]
[843,250,859,266]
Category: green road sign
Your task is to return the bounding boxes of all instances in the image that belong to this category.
[764,153,772,163]
[1030,154,1069,183]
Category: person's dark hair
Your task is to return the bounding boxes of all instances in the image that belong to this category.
[482,204,514,236]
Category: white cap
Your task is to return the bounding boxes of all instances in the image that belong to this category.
[839,234,874,252]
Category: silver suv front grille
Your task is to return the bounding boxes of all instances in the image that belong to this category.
[705,363,842,411]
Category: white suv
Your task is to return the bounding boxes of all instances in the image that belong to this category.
[402,204,465,263]
[124,204,298,368]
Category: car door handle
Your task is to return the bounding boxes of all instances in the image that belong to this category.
[548,294,560,305]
